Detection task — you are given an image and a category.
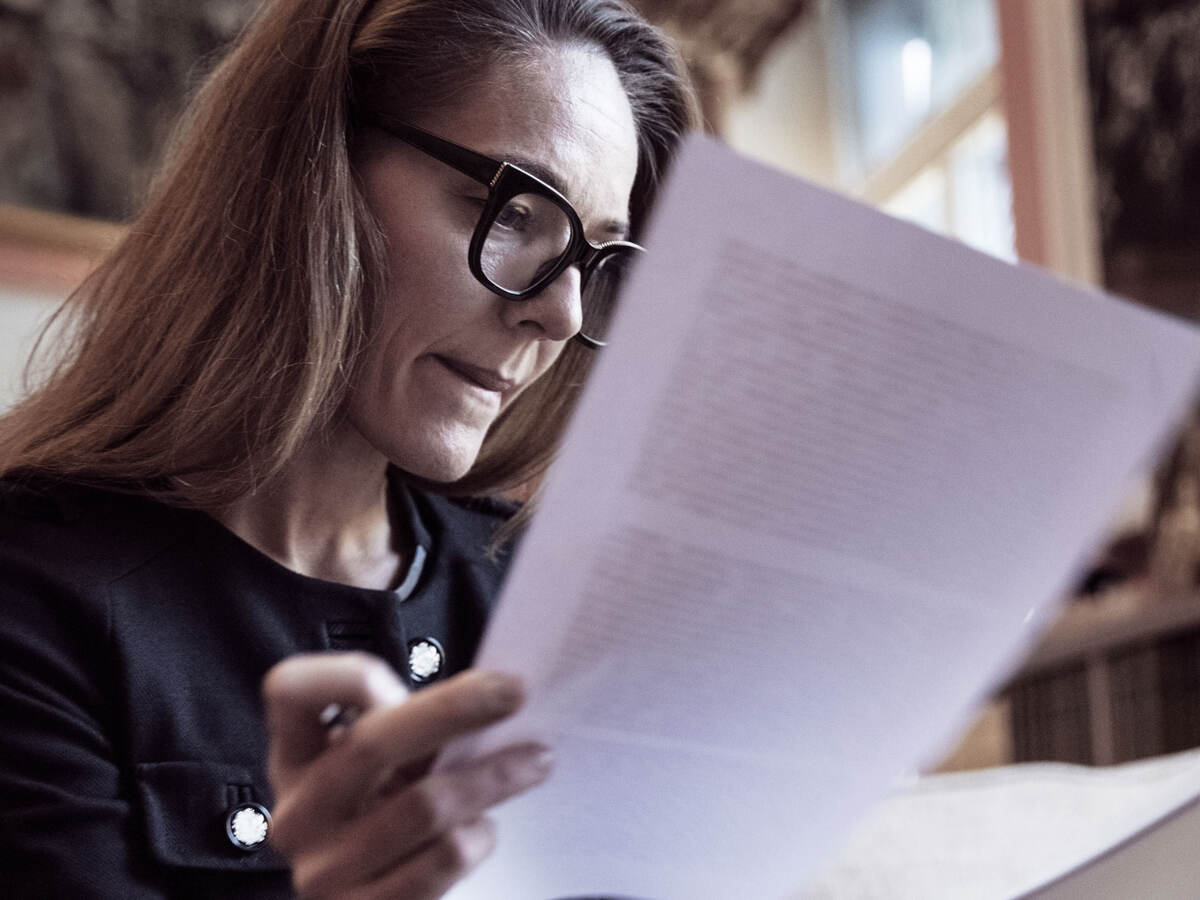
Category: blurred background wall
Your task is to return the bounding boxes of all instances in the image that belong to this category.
[0,0,246,222]
[1086,0,1200,319]
[0,0,246,407]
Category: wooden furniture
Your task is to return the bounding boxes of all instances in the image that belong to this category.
[1006,588,1200,766]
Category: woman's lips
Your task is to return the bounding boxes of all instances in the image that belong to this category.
[433,356,516,393]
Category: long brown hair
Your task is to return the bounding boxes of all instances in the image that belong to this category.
[0,0,695,509]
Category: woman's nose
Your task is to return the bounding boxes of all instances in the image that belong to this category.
[499,265,583,342]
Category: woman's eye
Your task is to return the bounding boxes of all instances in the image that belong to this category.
[494,201,532,231]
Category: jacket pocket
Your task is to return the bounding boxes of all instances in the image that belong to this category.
[134,760,289,872]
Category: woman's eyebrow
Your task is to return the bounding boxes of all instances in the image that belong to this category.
[507,157,568,193]
[505,155,630,240]
[600,218,631,241]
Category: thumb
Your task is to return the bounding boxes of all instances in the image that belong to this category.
[262,652,408,787]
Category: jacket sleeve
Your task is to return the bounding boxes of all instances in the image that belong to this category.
[0,523,168,898]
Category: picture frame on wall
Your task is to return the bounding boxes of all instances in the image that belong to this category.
[0,0,241,397]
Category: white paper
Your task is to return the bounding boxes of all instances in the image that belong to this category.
[440,135,1200,900]
[797,749,1200,898]
[1019,765,1200,900]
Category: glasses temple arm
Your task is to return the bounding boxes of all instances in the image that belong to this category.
[369,117,502,186]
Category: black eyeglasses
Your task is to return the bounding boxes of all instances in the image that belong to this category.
[367,117,643,349]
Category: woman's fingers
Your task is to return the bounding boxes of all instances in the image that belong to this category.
[276,668,525,830]
[263,652,409,784]
[339,818,498,900]
[289,744,552,897]
[263,653,546,900]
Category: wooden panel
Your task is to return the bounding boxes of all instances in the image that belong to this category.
[997,0,1101,284]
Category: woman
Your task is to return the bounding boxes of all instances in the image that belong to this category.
[0,0,694,896]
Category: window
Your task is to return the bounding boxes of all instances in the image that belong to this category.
[827,0,1014,261]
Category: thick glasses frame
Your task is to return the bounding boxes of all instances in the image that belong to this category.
[367,116,643,349]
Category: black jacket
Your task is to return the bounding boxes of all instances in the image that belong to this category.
[0,476,514,898]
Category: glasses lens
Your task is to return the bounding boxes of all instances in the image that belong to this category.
[580,246,641,345]
[479,193,573,292]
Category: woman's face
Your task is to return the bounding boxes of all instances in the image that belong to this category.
[347,45,640,482]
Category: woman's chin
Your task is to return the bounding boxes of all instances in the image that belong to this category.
[403,459,475,484]
[392,435,484,484]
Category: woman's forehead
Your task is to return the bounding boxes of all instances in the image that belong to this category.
[418,46,639,221]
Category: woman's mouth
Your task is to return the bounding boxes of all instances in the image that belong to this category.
[433,356,516,394]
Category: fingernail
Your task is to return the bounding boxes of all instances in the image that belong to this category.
[505,745,554,782]
[481,673,523,714]
[319,702,362,731]
[529,746,554,775]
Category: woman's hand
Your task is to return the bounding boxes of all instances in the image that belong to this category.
[262,652,552,899]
